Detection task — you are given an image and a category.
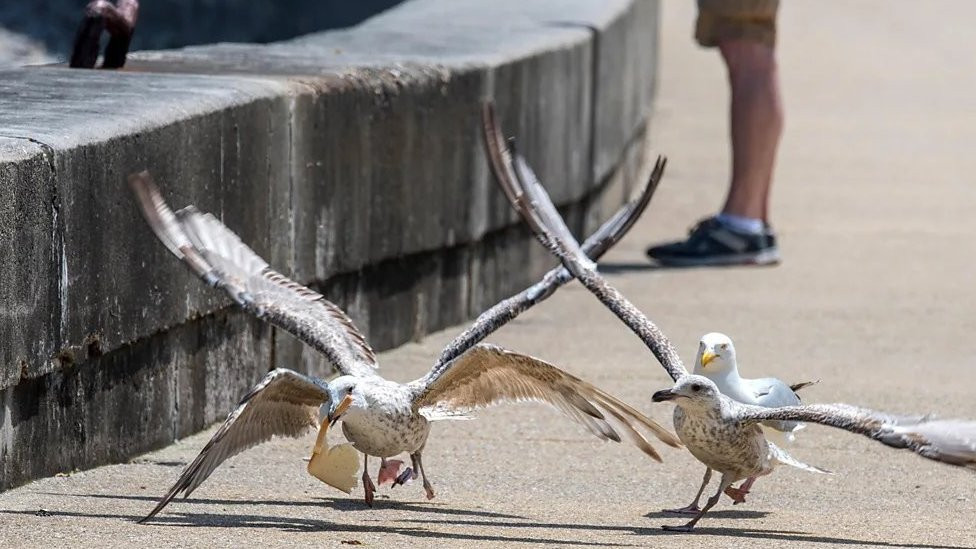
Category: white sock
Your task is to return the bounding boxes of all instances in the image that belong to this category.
[716,213,764,235]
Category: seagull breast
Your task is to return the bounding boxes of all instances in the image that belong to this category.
[673,403,771,481]
[339,379,431,458]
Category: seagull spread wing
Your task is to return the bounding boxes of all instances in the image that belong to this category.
[129,172,377,376]
[141,369,330,522]
[738,403,976,471]
[433,109,666,369]
[412,344,681,461]
[482,104,685,382]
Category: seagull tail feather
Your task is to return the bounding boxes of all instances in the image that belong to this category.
[769,442,832,475]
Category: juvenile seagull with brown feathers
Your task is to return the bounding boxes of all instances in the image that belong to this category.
[483,101,976,533]
[652,376,976,531]
[128,161,679,523]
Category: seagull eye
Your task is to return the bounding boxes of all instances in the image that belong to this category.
[346,387,354,394]
[719,344,728,350]
[691,384,702,392]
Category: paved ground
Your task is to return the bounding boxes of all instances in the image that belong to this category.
[2,1,976,547]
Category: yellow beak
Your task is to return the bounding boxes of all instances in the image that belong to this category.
[328,394,354,427]
[700,351,717,367]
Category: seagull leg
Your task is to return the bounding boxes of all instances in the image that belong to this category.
[362,454,377,507]
[725,476,757,504]
[662,474,733,533]
[411,452,435,500]
[392,466,415,488]
[377,458,404,485]
[663,467,712,515]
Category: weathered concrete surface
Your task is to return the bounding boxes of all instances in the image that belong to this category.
[0,69,292,385]
[0,0,659,489]
[0,0,973,547]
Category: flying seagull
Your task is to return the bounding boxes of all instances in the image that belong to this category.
[483,102,976,532]
[689,331,819,507]
[128,165,679,523]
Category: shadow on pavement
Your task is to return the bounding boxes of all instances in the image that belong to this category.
[313,497,529,520]
[0,508,618,547]
[396,517,976,549]
[651,525,976,549]
[46,492,528,520]
[643,509,770,519]
[15,494,974,548]
[597,261,663,274]
[597,260,777,274]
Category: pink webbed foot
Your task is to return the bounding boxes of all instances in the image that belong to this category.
[662,504,702,516]
[377,459,404,486]
[725,477,757,504]
[724,486,749,504]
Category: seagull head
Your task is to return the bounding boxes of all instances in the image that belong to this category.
[695,332,737,374]
[652,375,722,412]
[326,376,367,426]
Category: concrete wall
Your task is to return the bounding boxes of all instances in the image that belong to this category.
[0,0,659,490]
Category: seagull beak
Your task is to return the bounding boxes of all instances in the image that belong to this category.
[652,389,678,402]
[328,394,354,427]
[700,351,717,367]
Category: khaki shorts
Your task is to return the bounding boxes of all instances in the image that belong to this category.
[696,0,779,48]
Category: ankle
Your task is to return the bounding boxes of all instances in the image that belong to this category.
[716,213,764,234]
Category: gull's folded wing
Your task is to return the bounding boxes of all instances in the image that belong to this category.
[141,369,330,522]
[129,172,376,377]
[413,343,681,462]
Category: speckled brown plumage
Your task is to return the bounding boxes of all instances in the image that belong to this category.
[129,172,377,377]
[414,344,680,459]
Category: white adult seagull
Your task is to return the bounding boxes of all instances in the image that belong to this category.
[695,332,815,439]
[129,162,679,523]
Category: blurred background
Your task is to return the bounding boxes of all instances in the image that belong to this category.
[0,0,405,67]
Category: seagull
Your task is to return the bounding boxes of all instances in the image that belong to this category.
[483,103,976,532]
[695,333,815,440]
[128,166,679,523]
[690,331,820,506]
[652,375,976,531]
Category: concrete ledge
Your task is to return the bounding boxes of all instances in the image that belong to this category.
[0,0,659,489]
